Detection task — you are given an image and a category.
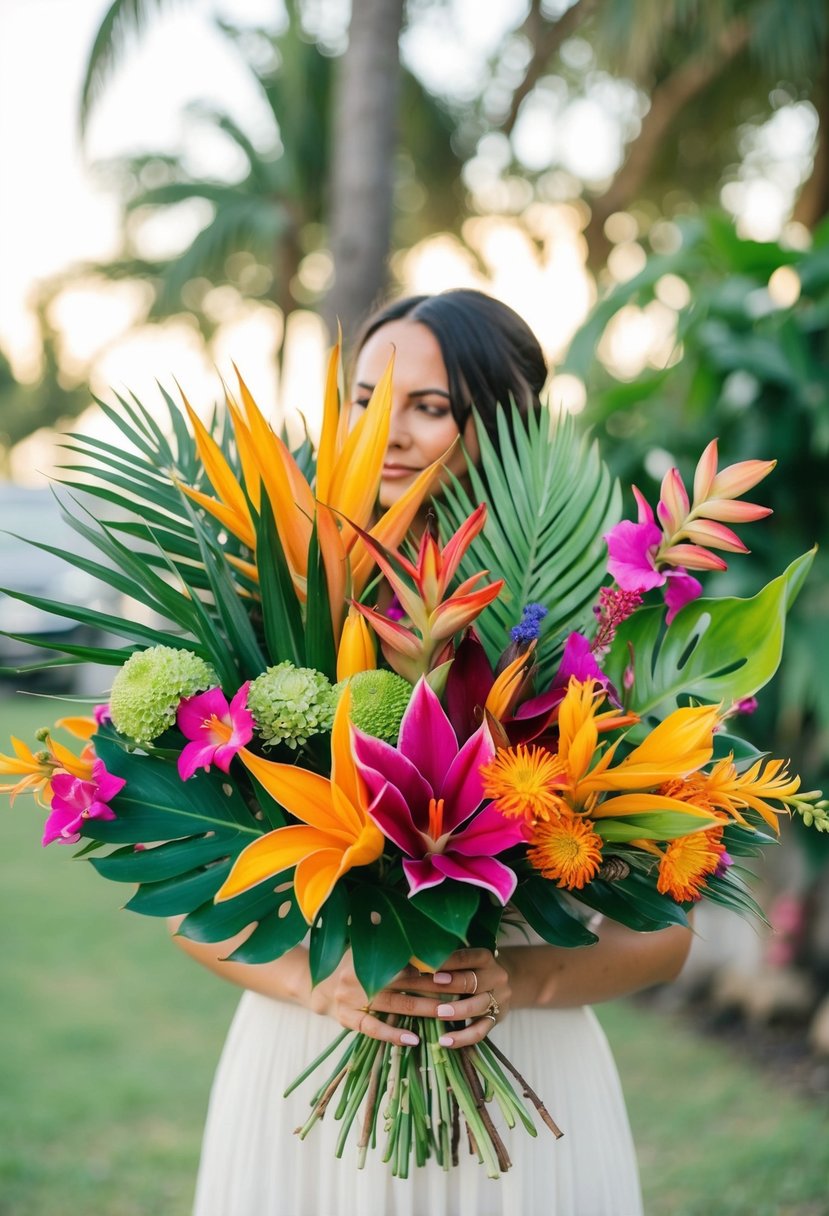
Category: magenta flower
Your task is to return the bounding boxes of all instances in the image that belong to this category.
[606,488,703,622]
[42,759,125,846]
[93,703,112,725]
[177,683,253,781]
[352,678,526,903]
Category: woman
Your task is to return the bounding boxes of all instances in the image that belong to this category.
[172,289,691,1216]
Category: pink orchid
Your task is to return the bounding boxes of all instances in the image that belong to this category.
[352,678,525,903]
[42,759,125,846]
[177,683,254,781]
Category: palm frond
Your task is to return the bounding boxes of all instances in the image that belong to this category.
[436,406,620,685]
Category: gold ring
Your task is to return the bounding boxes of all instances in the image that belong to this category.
[469,971,478,995]
[358,1003,373,1014]
[483,1013,497,1025]
[485,991,500,1018]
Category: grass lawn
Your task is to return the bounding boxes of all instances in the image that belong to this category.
[2,692,828,1215]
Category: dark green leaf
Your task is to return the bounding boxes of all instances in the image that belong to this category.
[309,883,350,985]
[512,878,599,948]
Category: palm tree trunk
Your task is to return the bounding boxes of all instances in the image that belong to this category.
[322,0,406,350]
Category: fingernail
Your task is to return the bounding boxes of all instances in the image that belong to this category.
[436,1003,454,1018]
[400,1031,419,1046]
[438,1034,454,1047]
[434,971,453,984]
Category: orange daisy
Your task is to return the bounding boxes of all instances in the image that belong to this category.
[480,744,567,823]
[656,825,726,902]
[527,811,604,890]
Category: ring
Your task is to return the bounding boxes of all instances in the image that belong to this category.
[483,1014,497,1025]
[485,991,500,1018]
[469,971,478,995]
[359,1003,373,1014]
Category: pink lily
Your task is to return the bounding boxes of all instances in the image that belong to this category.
[348,506,504,681]
[352,678,525,903]
[42,759,125,846]
[177,683,254,781]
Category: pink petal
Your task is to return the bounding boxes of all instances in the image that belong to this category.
[87,799,118,823]
[555,632,606,687]
[353,727,434,807]
[632,486,655,526]
[664,568,703,624]
[177,687,229,740]
[659,543,728,572]
[366,781,427,856]
[698,498,772,523]
[439,504,487,588]
[403,855,446,895]
[92,759,126,803]
[228,682,255,740]
[682,519,749,554]
[657,468,690,536]
[397,678,458,794]
[447,802,528,856]
[427,580,504,642]
[439,721,496,833]
[431,853,517,904]
[444,631,494,743]
[693,439,719,504]
[710,458,776,500]
[178,739,219,781]
[605,520,665,591]
[42,801,84,846]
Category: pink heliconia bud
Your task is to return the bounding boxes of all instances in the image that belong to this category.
[697,498,773,524]
[659,543,729,572]
[658,468,690,537]
[710,458,776,500]
[682,520,749,554]
[632,485,655,526]
[693,439,719,505]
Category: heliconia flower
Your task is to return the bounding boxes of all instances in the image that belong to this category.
[336,606,377,681]
[693,439,775,505]
[657,754,800,833]
[177,683,254,780]
[214,687,384,922]
[353,678,526,903]
[42,759,125,846]
[349,507,504,681]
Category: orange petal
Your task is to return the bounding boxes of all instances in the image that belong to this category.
[215,826,340,902]
[179,390,256,546]
[336,608,377,681]
[238,749,351,837]
[294,849,346,923]
[328,356,394,528]
[315,343,342,503]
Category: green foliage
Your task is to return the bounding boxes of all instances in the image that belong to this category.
[563,209,829,844]
[436,407,621,685]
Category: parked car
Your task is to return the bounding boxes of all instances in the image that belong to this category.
[0,484,121,693]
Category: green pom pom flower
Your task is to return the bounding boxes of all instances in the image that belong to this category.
[110,646,218,744]
[248,662,336,749]
[335,669,413,743]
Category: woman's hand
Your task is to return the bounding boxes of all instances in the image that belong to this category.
[312,947,511,1049]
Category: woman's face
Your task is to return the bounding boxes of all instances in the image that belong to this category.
[351,318,480,511]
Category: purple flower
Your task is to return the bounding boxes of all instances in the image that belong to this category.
[554,632,607,687]
[352,678,526,903]
[606,488,703,622]
[42,759,125,846]
[177,683,253,781]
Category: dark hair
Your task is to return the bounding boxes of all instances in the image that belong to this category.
[352,289,547,444]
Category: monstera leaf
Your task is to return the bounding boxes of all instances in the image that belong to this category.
[605,549,815,720]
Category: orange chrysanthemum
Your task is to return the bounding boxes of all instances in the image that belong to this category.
[656,825,725,902]
[480,744,567,823]
[527,811,604,890]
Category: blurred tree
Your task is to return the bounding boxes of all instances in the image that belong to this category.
[0,300,91,468]
[78,0,461,349]
[561,209,829,881]
[476,0,828,262]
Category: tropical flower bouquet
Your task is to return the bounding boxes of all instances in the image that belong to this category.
[1,355,825,1179]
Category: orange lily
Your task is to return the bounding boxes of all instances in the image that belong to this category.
[214,688,384,922]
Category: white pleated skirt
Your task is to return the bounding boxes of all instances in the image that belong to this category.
[192,991,642,1216]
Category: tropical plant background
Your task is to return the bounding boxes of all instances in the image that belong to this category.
[2,0,829,1208]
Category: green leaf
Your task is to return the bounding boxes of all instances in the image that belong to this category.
[348,885,413,997]
[575,872,690,931]
[90,834,231,882]
[124,861,232,917]
[408,881,480,942]
[596,812,720,842]
[394,899,461,971]
[512,877,599,947]
[303,517,337,680]
[226,897,308,963]
[256,493,306,666]
[309,883,350,985]
[605,550,816,719]
[179,880,290,943]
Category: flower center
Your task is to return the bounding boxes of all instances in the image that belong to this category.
[427,796,445,843]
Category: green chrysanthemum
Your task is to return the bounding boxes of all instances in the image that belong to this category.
[335,669,413,743]
[109,646,218,744]
[248,662,336,749]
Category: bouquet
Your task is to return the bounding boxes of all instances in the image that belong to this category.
[2,354,826,1179]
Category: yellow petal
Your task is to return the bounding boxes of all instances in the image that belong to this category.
[54,716,97,741]
[328,356,394,527]
[224,379,262,513]
[49,738,94,780]
[583,705,718,793]
[179,391,256,547]
[329,686,366,819]
[294,849,345,922]
[176,480,257,551]
[485,644,536,720]
[336,608,377,681]
[215,826,339,902]
[591,792,721,821]
[238,749,352,837]
[315,343,342,503]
